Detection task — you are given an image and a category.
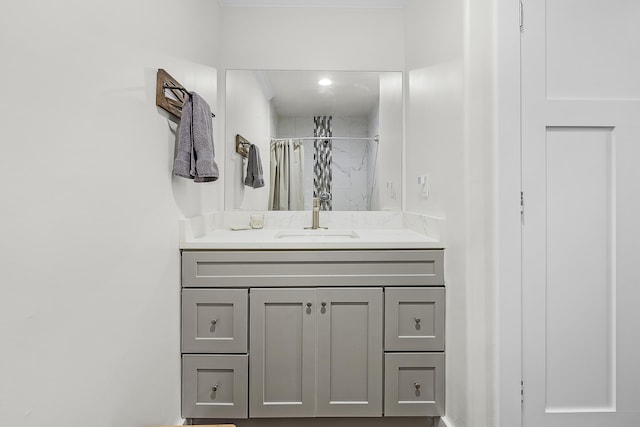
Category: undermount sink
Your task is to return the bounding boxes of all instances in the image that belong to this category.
[275,229,360,239]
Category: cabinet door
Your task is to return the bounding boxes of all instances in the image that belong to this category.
[249,288,316,418]
[316,288,383,417]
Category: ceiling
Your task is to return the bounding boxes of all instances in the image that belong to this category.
[261,70,383,117]
[219,0,406,8]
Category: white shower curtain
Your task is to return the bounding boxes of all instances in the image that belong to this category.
[268,139,304,210]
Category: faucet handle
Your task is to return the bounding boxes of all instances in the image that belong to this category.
[318,192,332,202]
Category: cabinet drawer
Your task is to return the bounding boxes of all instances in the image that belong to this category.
[182,250,444,287]
[182,289,247,353]
[384,353,445,417]
[182,354,248,419]
[385,287,445,351]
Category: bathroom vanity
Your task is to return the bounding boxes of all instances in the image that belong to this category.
[179,218,445,423]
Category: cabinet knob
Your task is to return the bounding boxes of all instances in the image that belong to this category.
[414,317,421,323]
[414,381,421,389]
[321,302,327,307]
[212,384,219,392]
[211,319,218,325]
[306,302,312,307]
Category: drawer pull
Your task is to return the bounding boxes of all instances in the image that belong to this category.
[212,384,219,392]
[414,381,421,389]
[414,317,421,323]
[211,319,218,325]
[321,302,327,307]
[306,302,312,307]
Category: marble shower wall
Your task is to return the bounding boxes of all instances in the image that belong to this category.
[277,115,378,210]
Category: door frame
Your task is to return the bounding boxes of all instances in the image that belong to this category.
[495,0,523,426]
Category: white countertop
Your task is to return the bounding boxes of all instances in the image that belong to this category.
[178,211,445,250]
[180,228,442,250]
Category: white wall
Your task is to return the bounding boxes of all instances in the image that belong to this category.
[404,0,467,426]
[367,105,381,210]
[405,1,497,427]
[463,0,496,426]
[225,71,272,210]
[221,6,405,71]
[378,72,403,210]
[0,1,222,426]
[0,2,501,426]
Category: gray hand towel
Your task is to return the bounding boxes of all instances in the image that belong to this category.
[244,144,265,188]
[174,92,219,182]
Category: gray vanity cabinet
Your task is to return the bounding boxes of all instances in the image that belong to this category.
[250,287,383,418]
[180,249,445,421]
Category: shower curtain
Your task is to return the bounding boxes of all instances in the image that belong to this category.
[268,139,304,210]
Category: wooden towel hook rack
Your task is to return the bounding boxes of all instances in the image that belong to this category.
[236,134,251,158]
[156,68,215,119]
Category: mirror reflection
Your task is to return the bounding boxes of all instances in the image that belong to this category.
[225,70,403,211]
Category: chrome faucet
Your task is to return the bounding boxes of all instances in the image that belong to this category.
[306,197,327,230]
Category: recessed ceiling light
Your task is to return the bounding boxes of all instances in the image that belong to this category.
[318,78,332,86]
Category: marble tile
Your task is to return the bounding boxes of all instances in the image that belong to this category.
[332,116,349,136]
[349,116,368,137]
[330,187,350,211]
[273,115,380,211]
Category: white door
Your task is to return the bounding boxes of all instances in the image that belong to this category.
[521,1,640,426]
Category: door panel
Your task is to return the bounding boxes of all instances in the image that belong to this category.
[249,289,316,418]
[316,288,383,417]
[544,127,614,412]
[522,1,640,425]
[544,0,640,100]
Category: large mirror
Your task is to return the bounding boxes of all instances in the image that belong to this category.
[225,70,402,211]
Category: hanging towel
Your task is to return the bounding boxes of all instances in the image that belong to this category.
[174,92,219,182]
[244,144,265,189]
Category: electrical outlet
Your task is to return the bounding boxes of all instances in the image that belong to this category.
[386,181,396,199]
[418,175,429,198]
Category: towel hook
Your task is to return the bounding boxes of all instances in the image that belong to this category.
[236,134,251,158]
[156,69,216,118]
[162,84,215,118]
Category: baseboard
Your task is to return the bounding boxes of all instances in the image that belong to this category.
[181,418,444,427]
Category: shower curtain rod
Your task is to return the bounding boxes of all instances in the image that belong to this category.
[271,135,379,142]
